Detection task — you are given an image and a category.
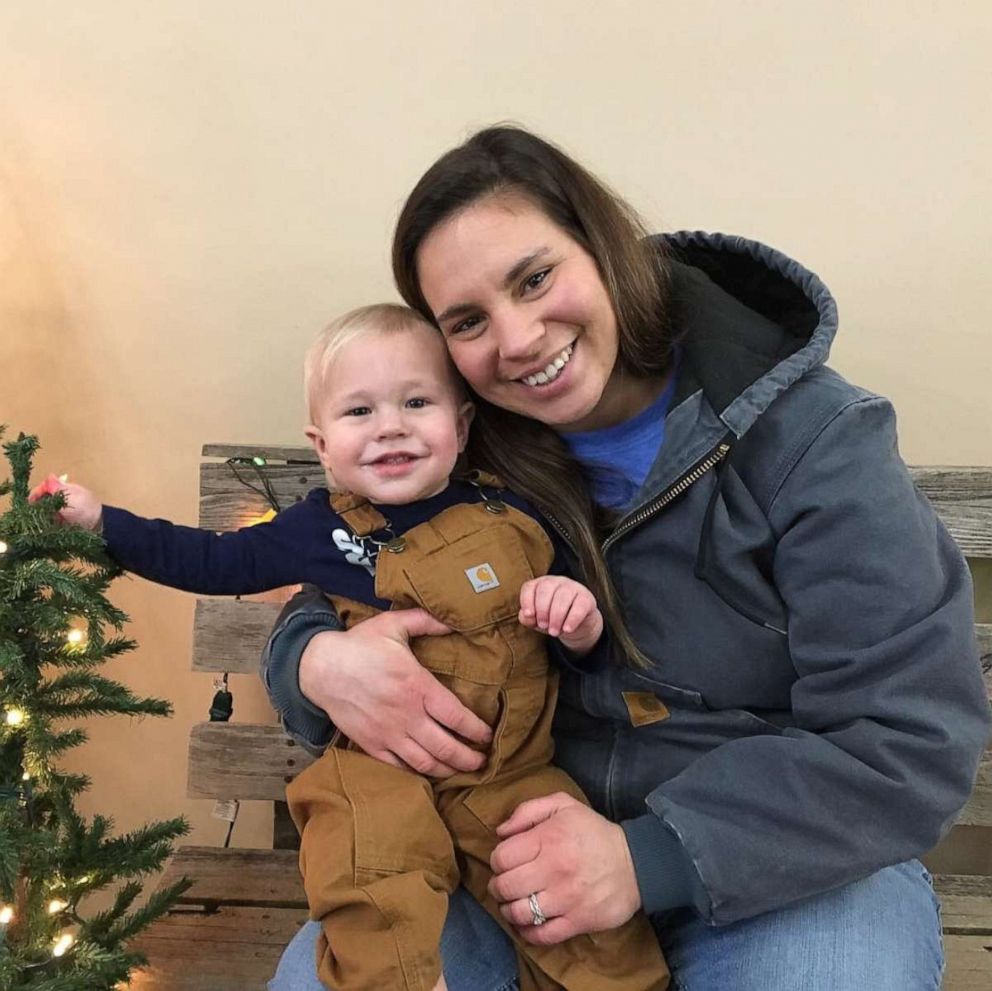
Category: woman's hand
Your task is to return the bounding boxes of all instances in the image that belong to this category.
[488,793,642,944]
[299,608,493,777]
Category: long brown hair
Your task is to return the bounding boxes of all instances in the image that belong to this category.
[393,125,675,668]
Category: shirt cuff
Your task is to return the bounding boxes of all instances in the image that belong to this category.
[621,813,708,916]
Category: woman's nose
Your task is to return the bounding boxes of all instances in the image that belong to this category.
[493,310,544,363]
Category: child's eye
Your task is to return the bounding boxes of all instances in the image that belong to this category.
[522,268,551,293]
[344,406,371,417]
[406,398,429,409]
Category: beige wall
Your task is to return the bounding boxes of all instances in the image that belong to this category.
[2,3,989,859]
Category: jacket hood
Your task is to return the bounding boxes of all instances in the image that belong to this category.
[659,232,839,438]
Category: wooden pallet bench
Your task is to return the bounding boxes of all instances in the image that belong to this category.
[130,446,992,990]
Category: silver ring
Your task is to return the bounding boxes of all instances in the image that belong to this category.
[527,891,547,926]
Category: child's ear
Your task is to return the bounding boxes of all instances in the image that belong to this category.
[304,424,330,469]
[456,401,475,452]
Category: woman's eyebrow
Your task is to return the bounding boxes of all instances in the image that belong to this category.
[503,247,551,288]
[435,247,551,324]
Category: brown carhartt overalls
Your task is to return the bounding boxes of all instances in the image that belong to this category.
[286,484,669,991]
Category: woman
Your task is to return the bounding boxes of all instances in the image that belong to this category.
[264,126,989,990]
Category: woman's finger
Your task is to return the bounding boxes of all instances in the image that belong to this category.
[496,791,575,838]
[500,889,559,929]
[411,713,485,776]
[391,736,457,778]
[422,678,492,747]
[489,826,543,877]
[516,915,580,946]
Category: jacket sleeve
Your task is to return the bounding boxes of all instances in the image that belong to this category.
[648,395,990,924]
[260,584,342,754]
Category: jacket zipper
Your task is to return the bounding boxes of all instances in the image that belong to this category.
[542,438,733,553]
[602,439,732,552]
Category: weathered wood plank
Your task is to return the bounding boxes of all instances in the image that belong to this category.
[934,874,992,934]
[977,625,991,680]
[198,463,325,531]
[202,443,316,463]
[910,467,992,559]
[192,599,287,674]
[187,723,317,801]
[956,748,992,828]
[160,846,304,908]
[129,905,307,991]
[942,932,992,990]
[198,452,992,556]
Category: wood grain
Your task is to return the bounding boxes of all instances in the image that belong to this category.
[186,723,317,801]
[160,846,304,908]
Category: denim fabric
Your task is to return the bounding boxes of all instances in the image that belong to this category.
[269,860,941,991]
[267,887,518,991]
[657,860,943,991]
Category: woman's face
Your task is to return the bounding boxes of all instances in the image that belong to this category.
[416,195,625,432]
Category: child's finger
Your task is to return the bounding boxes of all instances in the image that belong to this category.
[546,586,577,637]
[532,578,559,630]
[28,474,60,503]
[559,593,593,635]
[518,579,538,620]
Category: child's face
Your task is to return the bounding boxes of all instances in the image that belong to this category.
[306,325,474,504]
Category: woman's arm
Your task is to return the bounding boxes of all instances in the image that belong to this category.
[261,586,493,774]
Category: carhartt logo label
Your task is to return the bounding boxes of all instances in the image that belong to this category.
[465,563,500,593]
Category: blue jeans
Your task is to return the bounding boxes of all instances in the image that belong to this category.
[268,860,943,990]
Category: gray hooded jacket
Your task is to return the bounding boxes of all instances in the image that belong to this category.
[262,233,990,925]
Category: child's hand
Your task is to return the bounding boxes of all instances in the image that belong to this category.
[518,576,604,656]
[27,474,104,531]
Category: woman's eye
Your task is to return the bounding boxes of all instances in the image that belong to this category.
[523,268,551,293]
[406,397,429,409]
[345,406,371,417]
[450,315,482,336]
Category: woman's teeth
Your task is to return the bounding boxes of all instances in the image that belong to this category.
[521,344,573,387]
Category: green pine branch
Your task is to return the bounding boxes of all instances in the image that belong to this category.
[0,428,191,988]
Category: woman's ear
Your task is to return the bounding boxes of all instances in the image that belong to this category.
[456,401,475,451]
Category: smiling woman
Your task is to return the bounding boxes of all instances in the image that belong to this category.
[264,125,990,991]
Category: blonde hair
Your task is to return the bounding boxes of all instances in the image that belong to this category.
[303,303,442,423]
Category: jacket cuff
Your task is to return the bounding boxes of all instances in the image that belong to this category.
[621,813,708,916]
[261,588,342,754]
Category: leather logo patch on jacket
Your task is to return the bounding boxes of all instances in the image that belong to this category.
[621,691,670,727]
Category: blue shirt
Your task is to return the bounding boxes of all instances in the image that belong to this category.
[562,365,679,510]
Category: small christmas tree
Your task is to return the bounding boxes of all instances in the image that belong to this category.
[0,428,190,989]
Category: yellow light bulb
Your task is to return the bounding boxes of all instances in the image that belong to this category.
[21,771,30,781]
[66,629,85,647]
[52,931,74,956]
[0,540,7,554]
[0,905,13,925]
[48,898,69,915]
[5,708,25,726]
